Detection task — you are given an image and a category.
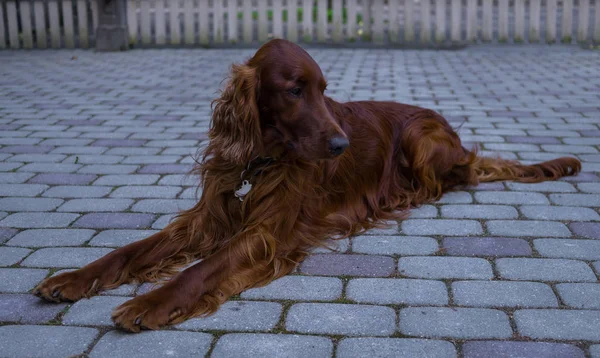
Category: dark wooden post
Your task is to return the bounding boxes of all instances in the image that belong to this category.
[95,0,128,51]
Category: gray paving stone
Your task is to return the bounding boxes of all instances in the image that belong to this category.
[286,303,395,336]
[337,338,457,358]
[0,268,48,293]
[110,185,182,198]
[138,164,192,174]
[0,247,31,266]
[452,281,557,308]
[93,174,160,185]
[474,191,549,204]
[131,199,195,213]
[300,254,394,277]
[525,205,600,221]
[360,220,399,235]
[401,219,483,236]
[90,330,213,358]
[0,228,18,244]
[0,212,79,228]
[534,239,600,260]
[57,198,134,212]
[28,173,97,185]
[505,181,577,192]
[347,278,448,305]
[556,283,600,309]
[21,247,113,268]
[462,341,584,358]
[0,197,63,212]
[496,258,597,282]
[592,345,600,358]
[63,296,129,326]
[440,205,518,219]
[311,238,350,253]
[487,220,571,237]
[212,333,333,358]
[514,309,600,341]
[549,193,600,207]
[0,184,48,197]
[241,276,342,301]
[89,229,158,247]
[0,294,68,323]
[443,237,531,257]
[352,235,438,255]
[578,183,600,193]
[569,222,600,239]
[73,213,155,229]
[408,205,438,218]
[78,164,139,174]
[6,229,95,247]
[158,174,198,186]
[100,284,137,297]
[398,257,493,279]
[0,172,34,183]
[436,191,472,203]
[18,163,83,173]
[152,214,176,229]
[42,185,112,198]
[176,301,281,331]
[0,325,98,358]
[399,307,512,339]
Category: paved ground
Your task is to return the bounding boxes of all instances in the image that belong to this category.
[0,45,599,358]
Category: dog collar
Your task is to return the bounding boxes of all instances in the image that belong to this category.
[234,156,274,201]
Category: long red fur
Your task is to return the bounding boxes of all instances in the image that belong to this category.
[34,39,581,332]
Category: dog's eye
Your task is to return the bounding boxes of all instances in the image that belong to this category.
[288,87,302,97]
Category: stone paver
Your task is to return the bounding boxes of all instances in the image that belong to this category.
[0,294,68,323]
[399,307,512,339]
[462,341,584,358]
[0,325,98,358]
[337,338,457,358]
[90,330,213,358]
[286,303,395,336]
[212,334,333,358]
[1,46,599,353]
[514,310,600,341]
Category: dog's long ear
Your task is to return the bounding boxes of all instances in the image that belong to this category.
[209,64,261,165]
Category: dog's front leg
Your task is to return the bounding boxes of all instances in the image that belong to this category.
[111,227,303,332]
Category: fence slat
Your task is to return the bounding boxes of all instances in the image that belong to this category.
[388,0,398,43]
[199,0,209,45]
[514,0,525,42]
[91,0,98,32]
[185,0,196,44]
[287,0,298,42]
[450,0,460,42]
[562,0,573,42]
[404,0,414,42]
[62,0,75,48]
[214,0,224,43]
[421,0,431,43]
[482,0,492,41]
[317,0,327,42]
[435,0,446,43]
[34,1,47,49]
[546,0,557,42]
[127,0,138,44]
[0,4,5,49]
[76,0,88,48]
[347,0,357,41]
[362,0,371,39]
[372,0,384,43]
[332,0,343,42]
[155,0,166,44]
[169,0,180,44]
[258,0,268,42]
[577,0,589,42]
[7,1,19,49]
[140,0,151,44]
[529,0,541,42]
[243,0,252,43]
[466,0,476,41]
[48,0,61,48]
[19,1,33,49]
[595,0,600,42]
[498,0,508,42]
[273,0,283,39]
[228,0,238,43]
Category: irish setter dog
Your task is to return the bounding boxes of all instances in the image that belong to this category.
[34,39,581,332]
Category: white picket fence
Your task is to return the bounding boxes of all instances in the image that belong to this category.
[1,0,599,49]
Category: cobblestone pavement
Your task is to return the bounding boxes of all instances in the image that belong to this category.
[0,45,599,358]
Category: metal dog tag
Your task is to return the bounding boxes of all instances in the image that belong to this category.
[234,180,252,201]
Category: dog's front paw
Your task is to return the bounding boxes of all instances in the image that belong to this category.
[33,270,102,303]
[111,291,185,333]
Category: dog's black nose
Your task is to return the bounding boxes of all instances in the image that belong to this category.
[328,136,349,156]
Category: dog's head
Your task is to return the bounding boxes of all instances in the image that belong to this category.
[210,39,348,165]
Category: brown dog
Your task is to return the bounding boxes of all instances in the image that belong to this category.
[34,39,581,332]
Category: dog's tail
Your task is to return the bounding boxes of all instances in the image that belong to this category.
[471,154,581,183]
